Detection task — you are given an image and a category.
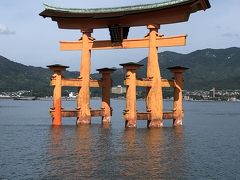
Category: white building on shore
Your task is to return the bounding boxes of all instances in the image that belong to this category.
[111,85,126,94]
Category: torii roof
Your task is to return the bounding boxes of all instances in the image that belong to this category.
[40,0,210,29]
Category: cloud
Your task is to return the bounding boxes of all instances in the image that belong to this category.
[0,24,15,35]
[221,33,239,38]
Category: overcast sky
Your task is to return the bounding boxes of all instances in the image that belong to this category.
[0,0,240,72]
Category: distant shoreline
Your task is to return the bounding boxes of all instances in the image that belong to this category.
[0,96,239,102]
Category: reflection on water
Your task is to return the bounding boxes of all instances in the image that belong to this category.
[46,125,186,179]
[1,100,240,179]
[46,125,116,179]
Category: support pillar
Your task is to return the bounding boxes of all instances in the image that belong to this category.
[120,62,143,128]
[167,66,188,126]
[97,68,116,124]
[146,24,163,128]
[77,28,93,125]
[47,64,69,125]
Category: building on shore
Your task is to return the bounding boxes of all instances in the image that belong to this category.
[209,88,216,98]
[69,92,77,98]
[111,85,126,94]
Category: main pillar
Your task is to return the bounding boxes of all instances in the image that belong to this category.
[146,24,163,128]
[167,66,188,126]
[47,64,69,125]
[77,28,93,124]
[96,68,116,124]
[120,62,143,128]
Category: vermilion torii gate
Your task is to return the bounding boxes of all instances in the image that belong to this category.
[40,0,210,127]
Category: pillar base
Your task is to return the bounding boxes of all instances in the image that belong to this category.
[52,120,62,126]
[76,116,91,125]
[173,119,183,126]
[102,116,111,124]
[148,120,163,128]
[125,121,137,128]
[52,117,62,126]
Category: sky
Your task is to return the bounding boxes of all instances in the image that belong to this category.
[0,0,240,72]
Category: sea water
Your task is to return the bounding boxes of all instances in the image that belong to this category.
[0,99,240,179]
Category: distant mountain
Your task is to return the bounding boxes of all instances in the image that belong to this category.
[0,55,78,96]
[0,47,240,96]
[136,47,240,90]
[104,47,240,90]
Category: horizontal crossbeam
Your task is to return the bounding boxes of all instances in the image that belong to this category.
[50,109,174,119]
[50,109,103,117]
[60,34,186,51]
[125,79,176,88]
[51,78,102,87]
[137,111,174,120]
[51,78,175,88]
[161,79,176,87]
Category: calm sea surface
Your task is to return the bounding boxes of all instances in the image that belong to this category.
[0,99,240,179]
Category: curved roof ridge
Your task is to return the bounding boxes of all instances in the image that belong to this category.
[40,0,211,29]
[43,0,195,14]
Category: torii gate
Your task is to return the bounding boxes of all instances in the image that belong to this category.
[40,0,210,127]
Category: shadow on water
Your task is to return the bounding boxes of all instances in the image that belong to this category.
[44,125,186,179]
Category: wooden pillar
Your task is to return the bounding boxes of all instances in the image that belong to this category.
[47,64,69,125]
[146,24,163,128]
[96,68,116,124]
[167,66,188,126]
[120,62,143,128]
[77,28,93,125]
